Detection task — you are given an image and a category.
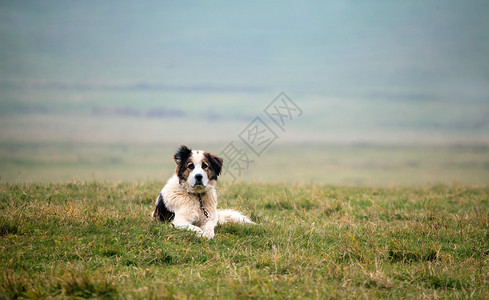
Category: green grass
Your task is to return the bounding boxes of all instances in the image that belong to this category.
[1,181,488,298]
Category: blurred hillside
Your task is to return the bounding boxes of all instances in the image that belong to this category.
[1,1,488,183]
[1,89,488,145]
[1,1,489,99]
[1,1,488,144]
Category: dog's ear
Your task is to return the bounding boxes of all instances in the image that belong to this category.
[204,152,223,179]
[174,145,192,165]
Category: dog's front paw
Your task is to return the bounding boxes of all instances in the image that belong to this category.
[199,230,215,240]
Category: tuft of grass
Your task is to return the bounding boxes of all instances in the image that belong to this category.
[54,270,118,299]
[1,182,489,298]
[1,272,27,299]
[0,217,19,236]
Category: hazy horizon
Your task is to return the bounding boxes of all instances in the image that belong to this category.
[1,1,489,185]
[1,1,488,100]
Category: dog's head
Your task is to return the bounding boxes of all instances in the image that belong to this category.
[173,145,223,192]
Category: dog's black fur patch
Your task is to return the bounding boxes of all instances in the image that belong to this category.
[174,145,192,165]
[174,145,193,182]
[153,194,175,222]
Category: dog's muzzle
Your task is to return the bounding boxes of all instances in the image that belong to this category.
[194,173,204,187]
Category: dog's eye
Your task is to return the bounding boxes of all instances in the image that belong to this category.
[202,162,208,169]
[187,163,194,170]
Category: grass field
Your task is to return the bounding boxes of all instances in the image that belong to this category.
[1,82,489,298]
[2,3,489,297]
[1,181,488,298]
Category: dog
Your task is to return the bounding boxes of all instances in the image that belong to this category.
[152,145,255,239]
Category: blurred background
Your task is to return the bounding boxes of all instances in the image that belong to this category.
[1,1,488,185]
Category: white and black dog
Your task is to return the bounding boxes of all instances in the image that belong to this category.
[152,145,254,239]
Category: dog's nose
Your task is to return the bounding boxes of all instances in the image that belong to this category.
[195,174,203,181]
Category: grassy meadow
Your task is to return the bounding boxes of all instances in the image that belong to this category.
[2,2,489,298]
[1,89,489,298]
[1,181,488,298]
